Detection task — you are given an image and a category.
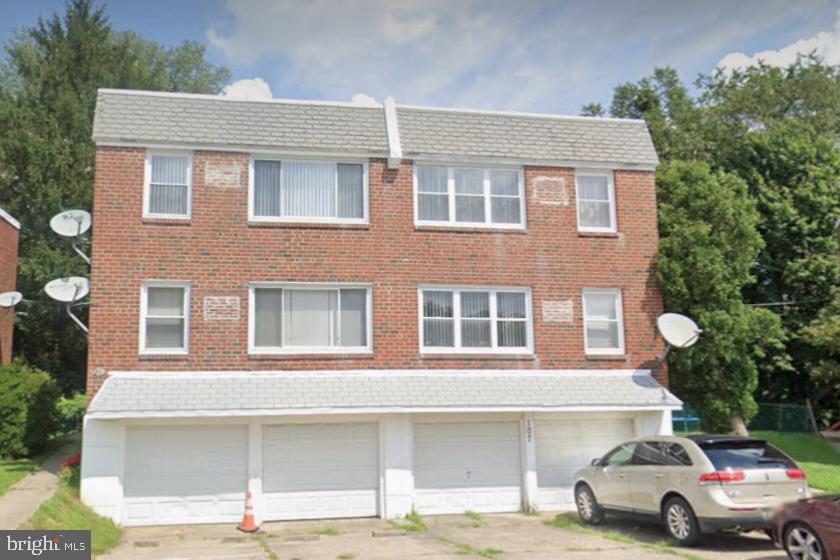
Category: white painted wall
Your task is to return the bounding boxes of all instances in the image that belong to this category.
[80,417,124,523]
[381,415,414,518]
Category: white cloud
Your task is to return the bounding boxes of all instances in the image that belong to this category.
[207,0,830,113]
[350,93,379,106]
[718,10,840,71]
[220,77,273,100]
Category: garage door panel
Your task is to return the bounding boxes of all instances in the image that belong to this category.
[414,421,522,515]
[262,422,379,521]
[536,418,634,510]
[123,425,248,526]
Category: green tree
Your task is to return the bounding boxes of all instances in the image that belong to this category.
[800,292,840,426]
[656,161,786,433]
[0,0,229,392]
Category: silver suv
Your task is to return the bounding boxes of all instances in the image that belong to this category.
[573,435,810,546]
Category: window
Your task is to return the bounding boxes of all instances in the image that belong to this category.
[582,289,625,355]
[144,153,191,218]
[602,443,636,467]
[419,287,532,353]
[249,283,371,353]
[415,166,525,228]
[576,170,616,232]
[140,282,190,354]
[661,443,693,466]
[633,442,670,466]
[249,159,367,223]
[698,440,796,471]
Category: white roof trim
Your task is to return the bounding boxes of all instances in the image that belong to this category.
[408,153,657,172]
[0,207,20,230]
[97,88,383,109]
[397,102,647,124]
[383,96,403,169]
[86,403,681,420]
[105,368,652,379]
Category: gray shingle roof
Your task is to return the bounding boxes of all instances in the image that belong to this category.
[92,90,659,168]
[397,107,659,167]
[93,90,389,154]
[87,370,680,418]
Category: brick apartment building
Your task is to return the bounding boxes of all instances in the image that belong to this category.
[0,206,20,364]
[81,89,680,526]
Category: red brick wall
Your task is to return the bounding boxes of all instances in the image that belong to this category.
[87,147,665,398]
[0,215,19,364]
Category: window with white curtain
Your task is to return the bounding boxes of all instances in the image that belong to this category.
[140,282,190,354]
[576,170,617,232]
[249,284,371,353]
[250,160,366,222]
[419,287,532,352]
[582,289,625,355]
[144,153,191,218]
[415,166,524,228]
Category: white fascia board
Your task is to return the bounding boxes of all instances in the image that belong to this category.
[409,153,657,172]
[0,207,20,230]
[383,96,403,169]
[105,368,654,379]
[93,140,388,159]
[86,403,683,420]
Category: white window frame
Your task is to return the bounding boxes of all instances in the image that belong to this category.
[581,288,625,355]
[247,156,370,225]
[248,282,373,355]
[139,280,191,355]
[575,169,617,233]
[413,165,526,229]
[417,285,534,354]
[143,151,193,220]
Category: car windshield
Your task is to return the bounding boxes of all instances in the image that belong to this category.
[698,440,796,470]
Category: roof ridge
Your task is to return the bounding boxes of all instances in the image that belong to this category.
[396,103,646,125]
[97,88,383,110]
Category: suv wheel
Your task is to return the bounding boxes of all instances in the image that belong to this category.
[785,522,825,560]
[575,484,604,525]
[663,496,702,546]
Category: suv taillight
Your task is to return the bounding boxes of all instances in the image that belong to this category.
[699,471,745,485]
[786,469,807,480]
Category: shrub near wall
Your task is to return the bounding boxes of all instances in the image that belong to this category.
[0,361,60,458]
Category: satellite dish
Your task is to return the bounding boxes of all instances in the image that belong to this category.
[44,276,90,303]
[50,210,91,238]
[657,313,702,349]
[0,291,22,308]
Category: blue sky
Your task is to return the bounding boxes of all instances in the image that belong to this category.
[2,0,840,114]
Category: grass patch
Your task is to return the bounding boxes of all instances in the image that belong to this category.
[337,554,356,560]
[391,510,428,532]
[0,435,69,497]
[436,536,502,558]
[22,465,121,556]
[545,514,704,560]
[460,510,483,528]
[753,431,840,493]
[252,533,280,560]
[312,525,342,536]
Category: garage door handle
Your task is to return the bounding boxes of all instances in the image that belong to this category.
[655,473,664,479]
[618,473,626,479]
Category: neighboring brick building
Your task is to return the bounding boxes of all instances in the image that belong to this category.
[82,89,679,527]
[0,207,20,364]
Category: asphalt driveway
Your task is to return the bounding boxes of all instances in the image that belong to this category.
[101,512,787,560]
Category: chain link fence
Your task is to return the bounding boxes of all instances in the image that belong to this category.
[673,402,819,434]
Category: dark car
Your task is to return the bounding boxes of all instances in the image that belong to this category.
[772,495,840,560]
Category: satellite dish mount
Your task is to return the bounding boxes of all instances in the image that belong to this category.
[44,276,90,335]
[655,312,702,364]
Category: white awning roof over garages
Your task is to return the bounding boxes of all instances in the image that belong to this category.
[86,369,682,419]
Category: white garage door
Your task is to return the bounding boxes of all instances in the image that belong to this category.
[536,417,635,510]
[124,425,248,526]
[262,423,379,521]
[414,422,521,514]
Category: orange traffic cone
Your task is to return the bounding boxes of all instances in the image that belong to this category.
[237,491,259,533]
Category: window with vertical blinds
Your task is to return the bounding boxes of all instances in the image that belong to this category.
[145,154,191,218]
[141,282,189,354]
[251,160,366,222]
[415,166,524,228]
[420,287,532,353]
[250,284,371,353]
[582,289,625,354]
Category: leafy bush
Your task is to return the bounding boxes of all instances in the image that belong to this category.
[57,393,86,434]
[0,361,60,458]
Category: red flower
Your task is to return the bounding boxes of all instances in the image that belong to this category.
[60,454,81,469]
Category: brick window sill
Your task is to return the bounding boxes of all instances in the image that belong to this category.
[420,353,536,361]
[142,218,191,226]
[578,231,619,239]
[415,226,528,235]
[248,221,370,231]
[138,354,190,361]
[585,354,628,361]
[248,353,375,360]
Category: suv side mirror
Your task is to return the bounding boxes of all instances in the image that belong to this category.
[591,458,602,467]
